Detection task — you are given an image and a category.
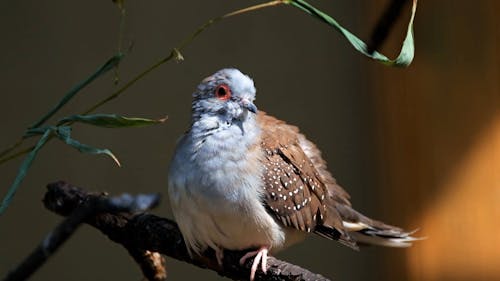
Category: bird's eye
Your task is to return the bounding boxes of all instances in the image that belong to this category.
[214,84,231,101]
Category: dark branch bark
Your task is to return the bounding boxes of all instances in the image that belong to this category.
[3,181,161,281]
[32,181,329,281]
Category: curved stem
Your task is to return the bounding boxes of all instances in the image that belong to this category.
[0,138,24,159]
[0,146,35,165]
[0,1,286,165]
[82,0,285,115]
[82,52,174,115]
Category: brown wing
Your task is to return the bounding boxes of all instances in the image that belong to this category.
[257,112,355,247]
[295,118,417,247]
[297,134,352,206]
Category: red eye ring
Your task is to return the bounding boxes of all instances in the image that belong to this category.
[215,84,231,101]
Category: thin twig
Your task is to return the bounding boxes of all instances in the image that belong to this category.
[113,0,127,85]
[0,145,36,165]
[0,138,24,159]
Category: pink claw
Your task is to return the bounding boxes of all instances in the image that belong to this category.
[239,246,269,281]
[215,248,224,267]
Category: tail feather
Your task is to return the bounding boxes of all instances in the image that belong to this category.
[345,223,423,247]
[334,204,423,248]
[348,230,420,248]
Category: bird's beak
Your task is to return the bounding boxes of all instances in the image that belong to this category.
[241,99,257,114]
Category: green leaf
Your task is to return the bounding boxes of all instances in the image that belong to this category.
[287,0,417,67]
[29,53,124,130]
[55,126,121,167]
[1,124,124,215]
[0,129,52,215]
[58,114,167,128]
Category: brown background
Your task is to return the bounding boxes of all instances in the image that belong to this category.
[0,1,498,281]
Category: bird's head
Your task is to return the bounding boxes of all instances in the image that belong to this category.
[192,68,257,124]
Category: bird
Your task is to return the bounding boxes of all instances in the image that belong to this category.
[168,68,420,280]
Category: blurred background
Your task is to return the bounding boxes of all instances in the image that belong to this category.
[0,0,498,280]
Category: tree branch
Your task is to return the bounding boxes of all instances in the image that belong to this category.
[9,181,330,281]
[2,181,161,281]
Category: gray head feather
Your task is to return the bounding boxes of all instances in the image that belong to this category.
[192,68,257,123]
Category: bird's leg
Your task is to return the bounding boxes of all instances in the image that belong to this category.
[239,246,269,281]
[215,247,224,266]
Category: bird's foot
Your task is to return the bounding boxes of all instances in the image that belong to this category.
[239,246,269,281]
[215,248,224,267]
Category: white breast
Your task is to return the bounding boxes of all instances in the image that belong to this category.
[168,118,286,256]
